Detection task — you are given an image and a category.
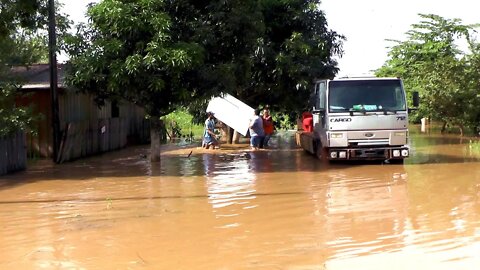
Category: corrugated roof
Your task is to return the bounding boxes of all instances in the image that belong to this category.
[9,64,66,89]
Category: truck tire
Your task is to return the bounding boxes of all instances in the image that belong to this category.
[315,142,328,161]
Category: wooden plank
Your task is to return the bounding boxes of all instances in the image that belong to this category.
[12,133,18,171]
[73,122,81,159]
[85,120,92,156]
[14,132,21,171]
[121,118,127,147]
[91,120,98,154]
[59,123,74,163]
[109,118,116,150]
[7,133,13,171]
[57,124,67,163]
[19,132,26,171]
[80,121,87,158]
[0,132,26,175]
[0,137,6,175]
[98,119,108,153]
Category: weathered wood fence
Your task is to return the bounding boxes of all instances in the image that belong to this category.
[57,118,150,163]
[0,131,27,176]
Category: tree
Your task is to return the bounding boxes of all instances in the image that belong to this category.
[0,25,49,137]
[247,0,343,114]
[65,0,210,161]
[184,0,344,121]
[376,14,480,135]
[0,0,67,137]
[66,0,344,159]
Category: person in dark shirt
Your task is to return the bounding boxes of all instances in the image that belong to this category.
[249,109,264,150]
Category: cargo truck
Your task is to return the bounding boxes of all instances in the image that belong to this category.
[296,77,418,163]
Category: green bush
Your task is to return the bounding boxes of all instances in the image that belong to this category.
[162,109,204,140]
[0,84,39,137]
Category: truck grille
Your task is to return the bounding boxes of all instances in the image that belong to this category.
[349,139,389,146]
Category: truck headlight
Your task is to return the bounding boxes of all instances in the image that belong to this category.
[393,150,401,157]
[339,151,347,159]
[330,133,343,138]
[401,149,409,157]
[330,151,338,159]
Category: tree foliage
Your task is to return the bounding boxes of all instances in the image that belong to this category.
[186,0,345,119]
[0,0,48,37]
[0,1,70,136]
[248,0,343,112]
[0,84,38,137]
[376,14,480,134]
[66,0,344,120]
[65,0,208,117]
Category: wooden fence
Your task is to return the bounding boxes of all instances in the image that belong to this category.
[57,118,150,163]
[0,132,27,176]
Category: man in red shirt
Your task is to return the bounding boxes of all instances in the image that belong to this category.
[262,107,274,148]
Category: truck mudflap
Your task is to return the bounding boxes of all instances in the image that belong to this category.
[296,131,316,154]
[327,147,409,160]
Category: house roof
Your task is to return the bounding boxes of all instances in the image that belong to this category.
[10,63,66,89]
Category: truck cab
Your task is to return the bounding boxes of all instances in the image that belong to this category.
[297,77,416,162]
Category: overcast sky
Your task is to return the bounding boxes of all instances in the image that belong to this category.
[321,0,480,76]
[61,0,480,76]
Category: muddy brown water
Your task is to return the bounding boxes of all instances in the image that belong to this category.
[1,130,480,269]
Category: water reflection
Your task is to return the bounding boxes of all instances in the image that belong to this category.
[320,144,480,269]
[408,128,480,164]
[203,154,256,208]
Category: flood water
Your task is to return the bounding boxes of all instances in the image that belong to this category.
[1,129,480,269]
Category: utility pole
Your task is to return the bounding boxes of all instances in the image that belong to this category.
[48,0,60,163]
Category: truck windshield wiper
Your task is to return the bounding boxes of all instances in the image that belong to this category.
[382,109,397,115]
[348,108,397,116]
[349,108,367,116]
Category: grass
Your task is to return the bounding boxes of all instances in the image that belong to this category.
[162,109,204,140]
[162,109,299,142]
[469,140,480,153]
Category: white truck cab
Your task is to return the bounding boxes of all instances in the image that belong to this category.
[297,77,418,162]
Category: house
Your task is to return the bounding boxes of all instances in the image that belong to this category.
[13,64,150,162]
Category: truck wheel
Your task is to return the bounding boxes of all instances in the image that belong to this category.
[315,143,328,161]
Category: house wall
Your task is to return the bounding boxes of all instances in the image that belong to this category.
[16,90,52,158]
[0,132,27,176]
[18,88,149,159]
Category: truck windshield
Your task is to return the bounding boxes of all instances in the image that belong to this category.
[328,80,406,113]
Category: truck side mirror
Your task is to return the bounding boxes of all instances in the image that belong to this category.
[312,108,325,114]
[412,91,419,107]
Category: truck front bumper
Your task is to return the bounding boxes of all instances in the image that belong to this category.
[327,147,409,160]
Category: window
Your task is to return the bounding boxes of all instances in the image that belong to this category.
[318,81,326,110]
[328,79,406,113]
[313,81,326,110]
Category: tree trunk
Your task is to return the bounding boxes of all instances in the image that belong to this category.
[440,121,447,134]
[228,127,234,144]
[232,130,241,144]
[220,123,229,143]
[458,125,464,137]
[150,117,166,162]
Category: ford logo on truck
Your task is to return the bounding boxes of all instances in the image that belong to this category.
[330,118,352,123]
